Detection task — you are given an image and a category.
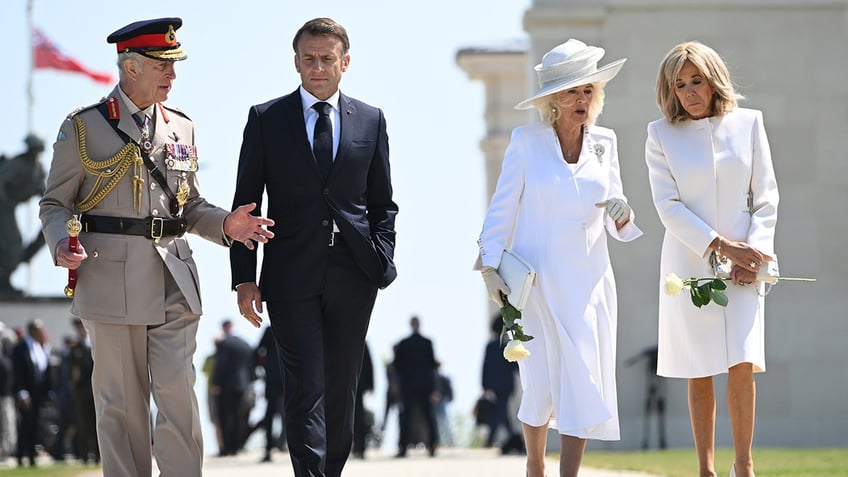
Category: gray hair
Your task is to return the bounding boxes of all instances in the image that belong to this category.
[117,51,145,81]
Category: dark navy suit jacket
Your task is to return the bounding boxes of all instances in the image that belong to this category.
[230,88,398,297]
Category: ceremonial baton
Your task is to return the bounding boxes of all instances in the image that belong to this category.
[64,214,82,298]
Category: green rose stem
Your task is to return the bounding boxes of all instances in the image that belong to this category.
[671,277,730,308]
[499,291,534,342]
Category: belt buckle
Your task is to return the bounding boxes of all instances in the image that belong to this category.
[150,217,164,239]
[329,231,335,247]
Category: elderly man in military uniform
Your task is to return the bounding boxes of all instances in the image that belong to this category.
[39,18,274,477]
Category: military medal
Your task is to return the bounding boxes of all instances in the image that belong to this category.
[176,180,190,208]
[164,143,199,171]
[140,122,153,154]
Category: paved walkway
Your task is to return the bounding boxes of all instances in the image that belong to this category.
[76,447,660,477]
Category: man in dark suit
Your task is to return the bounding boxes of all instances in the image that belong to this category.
[230,17,397,477]
[211,320,254,457]
[482,314,520,450]
[255,325,285,462]
[351,341,373,459]
[11,319,52,467]
[393,316,438,458]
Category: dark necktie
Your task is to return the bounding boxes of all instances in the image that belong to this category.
[312,101,333,180]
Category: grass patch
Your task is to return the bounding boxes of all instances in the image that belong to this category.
[0,464,98,477]
[581,448,848,476]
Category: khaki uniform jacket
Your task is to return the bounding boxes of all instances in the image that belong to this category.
[40,86,230,325]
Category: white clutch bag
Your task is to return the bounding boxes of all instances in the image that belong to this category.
[497,250,537,311]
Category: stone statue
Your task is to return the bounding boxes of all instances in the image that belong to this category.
[0,134,47,297]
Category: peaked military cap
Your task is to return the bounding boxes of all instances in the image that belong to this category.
[107,17,187,61]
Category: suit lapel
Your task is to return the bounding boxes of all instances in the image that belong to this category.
[333,93,355,179]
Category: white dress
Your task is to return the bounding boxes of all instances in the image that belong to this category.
[479,123,642,440]
[645,108,779,378]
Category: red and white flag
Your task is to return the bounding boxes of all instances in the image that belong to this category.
[33,29,113,84]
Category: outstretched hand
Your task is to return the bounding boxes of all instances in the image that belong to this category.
[224,203,275,250]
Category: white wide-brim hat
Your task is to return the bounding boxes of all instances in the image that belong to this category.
[514,39,626,110]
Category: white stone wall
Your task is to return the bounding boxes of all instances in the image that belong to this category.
[460,0,848,449]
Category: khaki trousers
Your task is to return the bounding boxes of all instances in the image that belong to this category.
[85,271,203,477]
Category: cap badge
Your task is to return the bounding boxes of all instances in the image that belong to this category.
[165,25,176,45]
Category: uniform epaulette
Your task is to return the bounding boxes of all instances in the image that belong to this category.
[67,97,109,119]
[161,103,190,120]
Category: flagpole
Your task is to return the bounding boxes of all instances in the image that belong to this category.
[27,0,34,133]
[26,0,35,293]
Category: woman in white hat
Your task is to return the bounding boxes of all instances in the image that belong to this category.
[646,41,778,477]
[477,39,642,477]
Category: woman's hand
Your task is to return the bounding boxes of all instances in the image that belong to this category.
[717,238,771,273]
[730,264,758,287]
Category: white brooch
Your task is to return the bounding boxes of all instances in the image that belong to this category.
[592,144,605,164]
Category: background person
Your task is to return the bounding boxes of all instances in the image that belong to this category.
[392,316,438,458]
[645,41,779,477]
[476,39,642,477]
[481,314,519,450]
[11,319,52,467]
[211,319,254,457]
[38,17,274,476]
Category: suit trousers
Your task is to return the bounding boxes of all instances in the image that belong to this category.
[268,240,378,477]
[85,269,203,477]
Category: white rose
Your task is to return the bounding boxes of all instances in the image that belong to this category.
[663,272,686,296]
[503,339,531,362]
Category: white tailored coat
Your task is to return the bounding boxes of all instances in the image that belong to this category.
[479,123,642,440]
[645,108,778,379]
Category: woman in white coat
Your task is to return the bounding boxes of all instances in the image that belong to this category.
[645,42,778,477]
[478,39,642,477]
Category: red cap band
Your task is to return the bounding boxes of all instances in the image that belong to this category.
[116,32,177,52]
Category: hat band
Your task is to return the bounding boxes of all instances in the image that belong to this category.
[538,62,598,88]
[116,33,177,52]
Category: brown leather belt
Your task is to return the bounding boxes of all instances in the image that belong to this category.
[81,215,187,240]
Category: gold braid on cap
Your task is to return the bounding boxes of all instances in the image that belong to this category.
[73,115,143,212]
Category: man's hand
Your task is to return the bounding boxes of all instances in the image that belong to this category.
[225,203,275,251]
[236,282,264,328]
[481,266,510,307]
[55,237,87,270]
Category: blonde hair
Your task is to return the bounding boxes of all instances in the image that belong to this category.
[534,82,606,127]
[655,41,742,123]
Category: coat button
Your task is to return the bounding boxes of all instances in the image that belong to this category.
[323,188,329,195]
[322,220,329,226]
[92,250,99,258]
[150,183,157,190]
[152,209,159,216]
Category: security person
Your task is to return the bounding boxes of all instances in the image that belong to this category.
[39,18,274,476]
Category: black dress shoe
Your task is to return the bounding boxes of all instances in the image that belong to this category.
[394,450,407,458]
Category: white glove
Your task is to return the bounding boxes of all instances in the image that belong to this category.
[596,198,631,223]
[480,266,510,307]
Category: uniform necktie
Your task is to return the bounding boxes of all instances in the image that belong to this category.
[312,101,333,180]
[133,112,152,153]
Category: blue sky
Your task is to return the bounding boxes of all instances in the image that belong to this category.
[2,0,531,451]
